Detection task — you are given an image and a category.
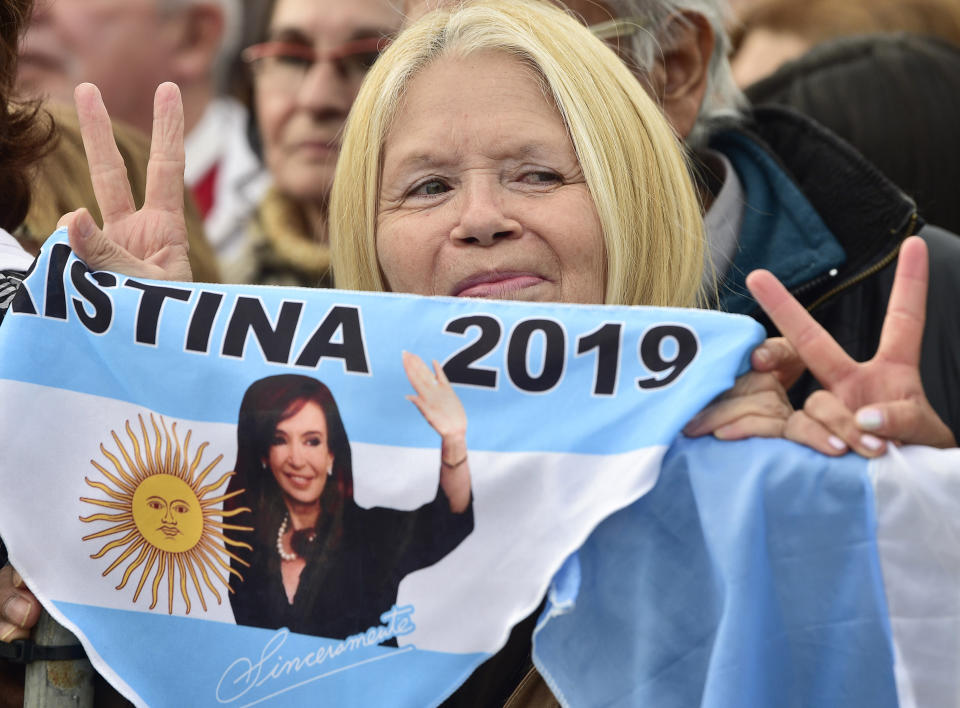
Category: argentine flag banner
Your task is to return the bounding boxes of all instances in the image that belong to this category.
[0,232,959,707]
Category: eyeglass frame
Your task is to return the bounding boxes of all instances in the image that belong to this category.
[241,36,392,85]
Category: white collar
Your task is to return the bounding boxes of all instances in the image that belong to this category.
[0,228,33,272]
[702,149,744,288]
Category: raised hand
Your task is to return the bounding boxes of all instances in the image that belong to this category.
[61,82,192,281]
[402,351,467,439]
[402,351,471,513]
[748,236,954,456]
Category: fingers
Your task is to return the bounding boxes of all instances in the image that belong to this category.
[794,390,887,458]
[144,83,186,214]
[74,83,136,223]
[782,410,850,457]
[876,236,928,369]
[856,400,956,449]
[0,565,39,643]
[66,208,138,274]
[750,337,807,389]
[57,208,82,230]
[402,352,467,438]
[401,350,437,396]
[683,371,792,439]
[746,269,857,389]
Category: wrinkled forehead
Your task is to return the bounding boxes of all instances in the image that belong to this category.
[384,47,552,138]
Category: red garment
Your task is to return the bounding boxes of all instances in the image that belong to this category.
[191,163,219,219]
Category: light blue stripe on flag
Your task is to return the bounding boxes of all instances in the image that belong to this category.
[536,435,898,708]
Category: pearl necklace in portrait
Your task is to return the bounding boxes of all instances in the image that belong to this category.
[276,514,298,562]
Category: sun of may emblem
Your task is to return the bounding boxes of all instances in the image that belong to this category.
[80,414,252,614]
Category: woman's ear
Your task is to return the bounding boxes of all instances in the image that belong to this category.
[168,3,225,83]
[647,11,715,139]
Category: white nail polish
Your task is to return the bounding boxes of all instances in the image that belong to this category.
[828,435,847,451]
[861,434,884,451]
[856,408,884,430]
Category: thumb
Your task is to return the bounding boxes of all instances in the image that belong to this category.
[57,208,82,230]
[856,401,956,449]
[66,208,131,273]
[751,337,806,389]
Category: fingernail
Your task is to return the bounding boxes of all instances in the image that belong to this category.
[753,347,771,366]
[861,434,884,452]
[0,626,16,642]
[77,210,95,239]
[856,408,884,431]
[713,425,733,440]
[828,435,847,451]
[11,570,21,588]
[682,416,702,435]
[2,596,32,628]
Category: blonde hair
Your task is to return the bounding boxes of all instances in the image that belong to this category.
[330,0,705,307]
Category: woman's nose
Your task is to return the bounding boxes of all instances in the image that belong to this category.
[287,443,305,467]
[296,60,354,116]
[449,181,522,246]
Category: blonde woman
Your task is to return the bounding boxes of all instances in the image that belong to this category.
[6,0,946,704]
[331,0,706,309]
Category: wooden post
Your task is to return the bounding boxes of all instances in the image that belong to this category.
[23,610,93,708]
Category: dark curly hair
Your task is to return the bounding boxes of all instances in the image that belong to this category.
[0,0,56,232]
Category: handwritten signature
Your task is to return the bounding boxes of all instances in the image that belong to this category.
[216,604,416,704]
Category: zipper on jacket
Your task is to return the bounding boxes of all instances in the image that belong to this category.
[798,211,919,313]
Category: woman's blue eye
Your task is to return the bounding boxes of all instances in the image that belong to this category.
[413,180,449,196]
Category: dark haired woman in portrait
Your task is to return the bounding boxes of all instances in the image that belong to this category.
[226,353,474,638]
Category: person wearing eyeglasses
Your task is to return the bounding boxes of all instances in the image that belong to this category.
[229,0,402,287]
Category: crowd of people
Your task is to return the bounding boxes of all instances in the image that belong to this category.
[1,0,959,704]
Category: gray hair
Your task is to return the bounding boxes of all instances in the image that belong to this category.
[602,0,746,146]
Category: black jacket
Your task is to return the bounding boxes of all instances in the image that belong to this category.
[711,106,960,441]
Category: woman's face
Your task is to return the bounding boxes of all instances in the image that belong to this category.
[266,400,335,508]
[376,51,606,303]
[255,0,401,205]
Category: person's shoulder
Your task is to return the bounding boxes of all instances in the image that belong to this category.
[919,223,960,293]
[919,223,960,250]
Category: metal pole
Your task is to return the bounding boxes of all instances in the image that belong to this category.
[23,610,93,708]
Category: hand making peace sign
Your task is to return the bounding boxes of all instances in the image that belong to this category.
[59,82,192,281]
[686,236,955,456]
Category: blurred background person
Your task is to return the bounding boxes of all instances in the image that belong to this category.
[17,0,269,276]
[230,0,402,286]
[746,33,960,237]
[729,0,960,87]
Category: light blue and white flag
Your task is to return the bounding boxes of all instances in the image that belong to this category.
[0,232,957,707]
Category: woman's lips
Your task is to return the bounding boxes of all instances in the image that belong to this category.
[294,140,339,159]
[453,273,547,298]
[282,471,315,489]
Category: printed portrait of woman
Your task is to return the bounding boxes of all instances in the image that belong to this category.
[225,356,474,639]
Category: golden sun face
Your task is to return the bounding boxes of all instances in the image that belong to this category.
[132,475,204,553]
[80,414,252,615]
